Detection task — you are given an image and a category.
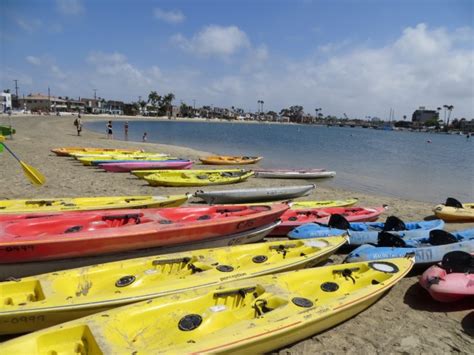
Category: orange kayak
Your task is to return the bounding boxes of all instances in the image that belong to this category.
[200,156,262,165]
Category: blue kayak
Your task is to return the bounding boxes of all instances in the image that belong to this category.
[345,228,474,264]
[288,216,444,245]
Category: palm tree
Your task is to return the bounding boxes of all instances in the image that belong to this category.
[446,105,454,127]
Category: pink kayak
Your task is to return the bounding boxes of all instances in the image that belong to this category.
[420,251,474,302]
[99,160,193,172]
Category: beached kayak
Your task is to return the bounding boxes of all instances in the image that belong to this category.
[0,235,347,334]
[419,251,474,302]
[290,198,359,208]
[78,154,175,166]
[51,147,142,157]
[345,230,474,264]
[0,195,189,215]
[0,257,413,353]
[288,216,445,245]
[200,155,263,165]
[255,169,335,179]
[0,204,288,263]
[433,198,474,222]
[194,185,315,204]
[0,125,15,136]
[144,169,254,187]
[273,207,386,236]
[99,160,193,172]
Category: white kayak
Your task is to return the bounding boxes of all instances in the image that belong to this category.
[255,169,335,179]
[194,184,316,204]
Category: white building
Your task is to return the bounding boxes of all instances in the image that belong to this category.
[1,92,12,113]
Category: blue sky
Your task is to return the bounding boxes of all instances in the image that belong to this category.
[1,0,473,119]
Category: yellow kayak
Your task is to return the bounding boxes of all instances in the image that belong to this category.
[200,155,263,165]
[0,257,413,353]
[433,198,474,222]
[0,195,189,214]
[0,236,347,334]
[144,169,254,187]
[51,147,142,157]
[291,198,359,209]
[77,154,174,166]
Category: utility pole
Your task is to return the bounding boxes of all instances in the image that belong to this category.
[193,99,196,110]
[13,80,19,98]
[93,89,97,100]
[48,86,51,112]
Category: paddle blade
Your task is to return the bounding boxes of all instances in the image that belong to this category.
[20,161,46,186]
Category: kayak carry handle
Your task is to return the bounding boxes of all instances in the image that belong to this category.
[152,257,191,266]
[214,286,257,298]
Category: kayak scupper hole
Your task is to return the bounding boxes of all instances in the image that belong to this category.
[197,215,211,221]
[216,265,234,272]
[64,225,82,234]
[178,314,202,331]
[252,255,268,263]
[372,279,380,285]
[115,275,136,287]
[321,282,339,292]
[292,297,313,308]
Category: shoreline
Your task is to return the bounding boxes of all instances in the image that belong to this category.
[0,115,472,353]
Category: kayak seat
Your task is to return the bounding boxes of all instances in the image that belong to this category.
[445,197,464,208]
[377,232,407,247]
[441,251,474,273]
[327,214,351,230]
[428,230,459,246]
[382,216,406,232]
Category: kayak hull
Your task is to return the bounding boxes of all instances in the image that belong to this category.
[99,161,193,172]
[195,184,316,204]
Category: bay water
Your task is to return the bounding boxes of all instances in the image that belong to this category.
[85,120,473,203]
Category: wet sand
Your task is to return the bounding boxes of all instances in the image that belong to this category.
[0,115,472,353]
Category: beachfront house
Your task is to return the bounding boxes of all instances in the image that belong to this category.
[1,92,12,113]
[19,94,68,113]
[412,107,439,126]
[104,100,124,115]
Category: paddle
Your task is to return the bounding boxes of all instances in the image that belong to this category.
[0,142,46,186]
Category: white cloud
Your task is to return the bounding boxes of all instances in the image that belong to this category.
[16,18,42,33]
[153,8,185,24]
[26,56,42,66]
[56,0,84,15]
[172,25,250,57]
[50,65,66,79]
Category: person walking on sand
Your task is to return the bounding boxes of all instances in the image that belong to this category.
[76,116,83,136]
[142,132,147,142]
[106,120,113,139]
[124,121,129,140]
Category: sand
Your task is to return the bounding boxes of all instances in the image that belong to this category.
[0,115,472,353]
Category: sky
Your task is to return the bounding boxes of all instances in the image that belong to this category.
[1,0,473,120]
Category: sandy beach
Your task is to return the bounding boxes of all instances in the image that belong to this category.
[0,115,472,353]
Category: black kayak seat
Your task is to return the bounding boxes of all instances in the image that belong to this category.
[327,214,351,230]
[382,216,406,232]
[445,197,464,208]
[428,230,459,246]
[441,251,474,273]
[377,232,407,247]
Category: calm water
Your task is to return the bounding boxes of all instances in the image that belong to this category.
[85,120,473,203]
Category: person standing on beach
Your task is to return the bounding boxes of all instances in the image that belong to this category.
[106,120,113,139]
[124,121,129,140]
[142,132,147,142]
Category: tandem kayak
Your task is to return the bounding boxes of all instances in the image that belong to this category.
[288,216,445,245]
[0,204,288,263]
[194,185,316,204]
[0,258,413,353]
[0,235,347,334]
[0,195,189,215]
[144,169,254,187]
[272,207,386,236]
[99,160,193,172]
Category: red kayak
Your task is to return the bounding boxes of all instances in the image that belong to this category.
[0,204,288,263]
[271,206,386,236]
